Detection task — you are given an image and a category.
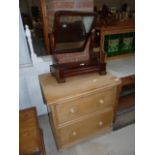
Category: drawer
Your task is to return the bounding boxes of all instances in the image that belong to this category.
[55,87,115,124]
[57,109,113,148]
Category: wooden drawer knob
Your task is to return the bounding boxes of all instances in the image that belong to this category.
[70,108,75,113]
[99,99,104,105]
[72,131,77,136]
[98,121,103,126]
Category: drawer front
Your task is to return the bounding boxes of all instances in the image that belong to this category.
[55,87,115,124]
[57,109,113,148]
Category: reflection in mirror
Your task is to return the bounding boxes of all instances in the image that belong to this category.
[53,12,96,53]
[56,16,86,50]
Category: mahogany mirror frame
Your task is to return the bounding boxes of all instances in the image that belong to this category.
[51,11,97,54]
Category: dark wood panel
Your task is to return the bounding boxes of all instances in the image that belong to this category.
[118,93,135,111]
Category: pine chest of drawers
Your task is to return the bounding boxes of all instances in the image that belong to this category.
[39,73,121,150]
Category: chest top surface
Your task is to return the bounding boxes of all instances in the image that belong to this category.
[39,73,121,105]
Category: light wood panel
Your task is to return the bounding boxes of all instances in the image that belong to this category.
[96,19,135,35]
[19,107,46,155]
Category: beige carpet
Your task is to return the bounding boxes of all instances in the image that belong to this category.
[39,115,135,155]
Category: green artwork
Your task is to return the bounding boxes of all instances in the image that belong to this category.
[104,32,135,57]
[108,39,119,53]
[121,37,133,51]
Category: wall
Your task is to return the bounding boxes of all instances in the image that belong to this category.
[19,12,31,66]
[19,60,53,115]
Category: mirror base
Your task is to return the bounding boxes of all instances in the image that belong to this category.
[50,61,106,83]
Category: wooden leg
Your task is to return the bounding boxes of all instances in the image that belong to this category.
[113,84,122,122]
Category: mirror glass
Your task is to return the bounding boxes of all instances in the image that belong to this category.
[53,12,96,53]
